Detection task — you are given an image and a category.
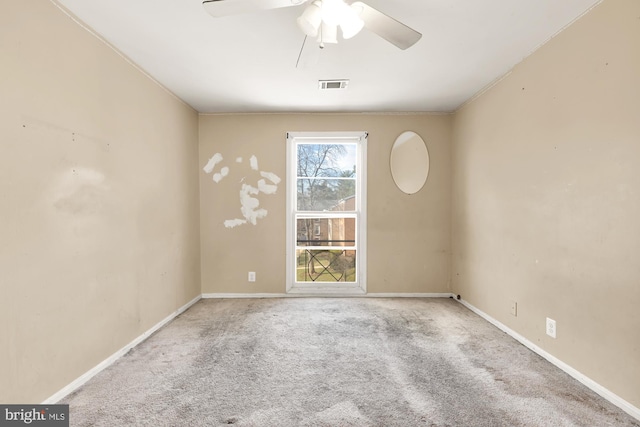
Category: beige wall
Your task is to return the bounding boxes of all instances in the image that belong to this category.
[452,0,640,408]
[4,0,636,412]
[199,114,451,294]
[0,1,201,403]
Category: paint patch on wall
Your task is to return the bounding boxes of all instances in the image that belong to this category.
[260,171,281,185]
[257,179,278,195]
[202,153,280,228]
[204,154,231,184]
[249,155,259,171]
[203,153,223,174]
[224,218,246,229]
[239,183,268,225]
[212,166,230,183]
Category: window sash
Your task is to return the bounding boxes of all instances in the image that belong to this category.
[286,131,367,294]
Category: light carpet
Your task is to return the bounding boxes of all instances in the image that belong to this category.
[63,298,639,426]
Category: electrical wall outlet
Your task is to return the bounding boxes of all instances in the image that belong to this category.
[510,301,517,317]
[546,317,556,338]
[248,271,256,282]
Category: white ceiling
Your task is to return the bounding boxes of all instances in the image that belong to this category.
[53,0,601,113]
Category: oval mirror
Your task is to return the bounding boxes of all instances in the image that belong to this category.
[390,131,430,194]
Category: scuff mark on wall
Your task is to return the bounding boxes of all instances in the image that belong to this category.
[53,167,109,215]
[236,157,243,163]
[22,115,111,152]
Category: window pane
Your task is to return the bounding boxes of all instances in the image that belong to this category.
[295,249,356,283]
[296,217,356,247]
[297,178,356,211]
[297,144,357,179]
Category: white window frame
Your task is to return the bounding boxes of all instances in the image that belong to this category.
[286,131,367,295]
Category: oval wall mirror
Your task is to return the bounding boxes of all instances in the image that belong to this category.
[390,131,430,194]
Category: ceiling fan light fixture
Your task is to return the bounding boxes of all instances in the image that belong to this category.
[204,0,423,51]
[339,4,364,39]
[318,22,338,44]
[319,0,343,27]
[297,1,322,37]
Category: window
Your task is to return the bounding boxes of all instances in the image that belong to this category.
[286,132,367,294]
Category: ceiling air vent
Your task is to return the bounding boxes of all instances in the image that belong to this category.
[318,79,349,90]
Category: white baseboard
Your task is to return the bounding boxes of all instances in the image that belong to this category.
[367,293,453,298]
[42,294,202,404]
[202,293,291,298]
[202,292,454,299]
[457,298,640,422]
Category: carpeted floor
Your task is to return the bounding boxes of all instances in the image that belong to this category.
[63,298,639,426]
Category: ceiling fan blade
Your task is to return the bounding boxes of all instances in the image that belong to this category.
[351,2,422,50]
[203,0,305,17]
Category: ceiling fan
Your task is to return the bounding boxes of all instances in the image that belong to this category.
[202,0,422,50]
